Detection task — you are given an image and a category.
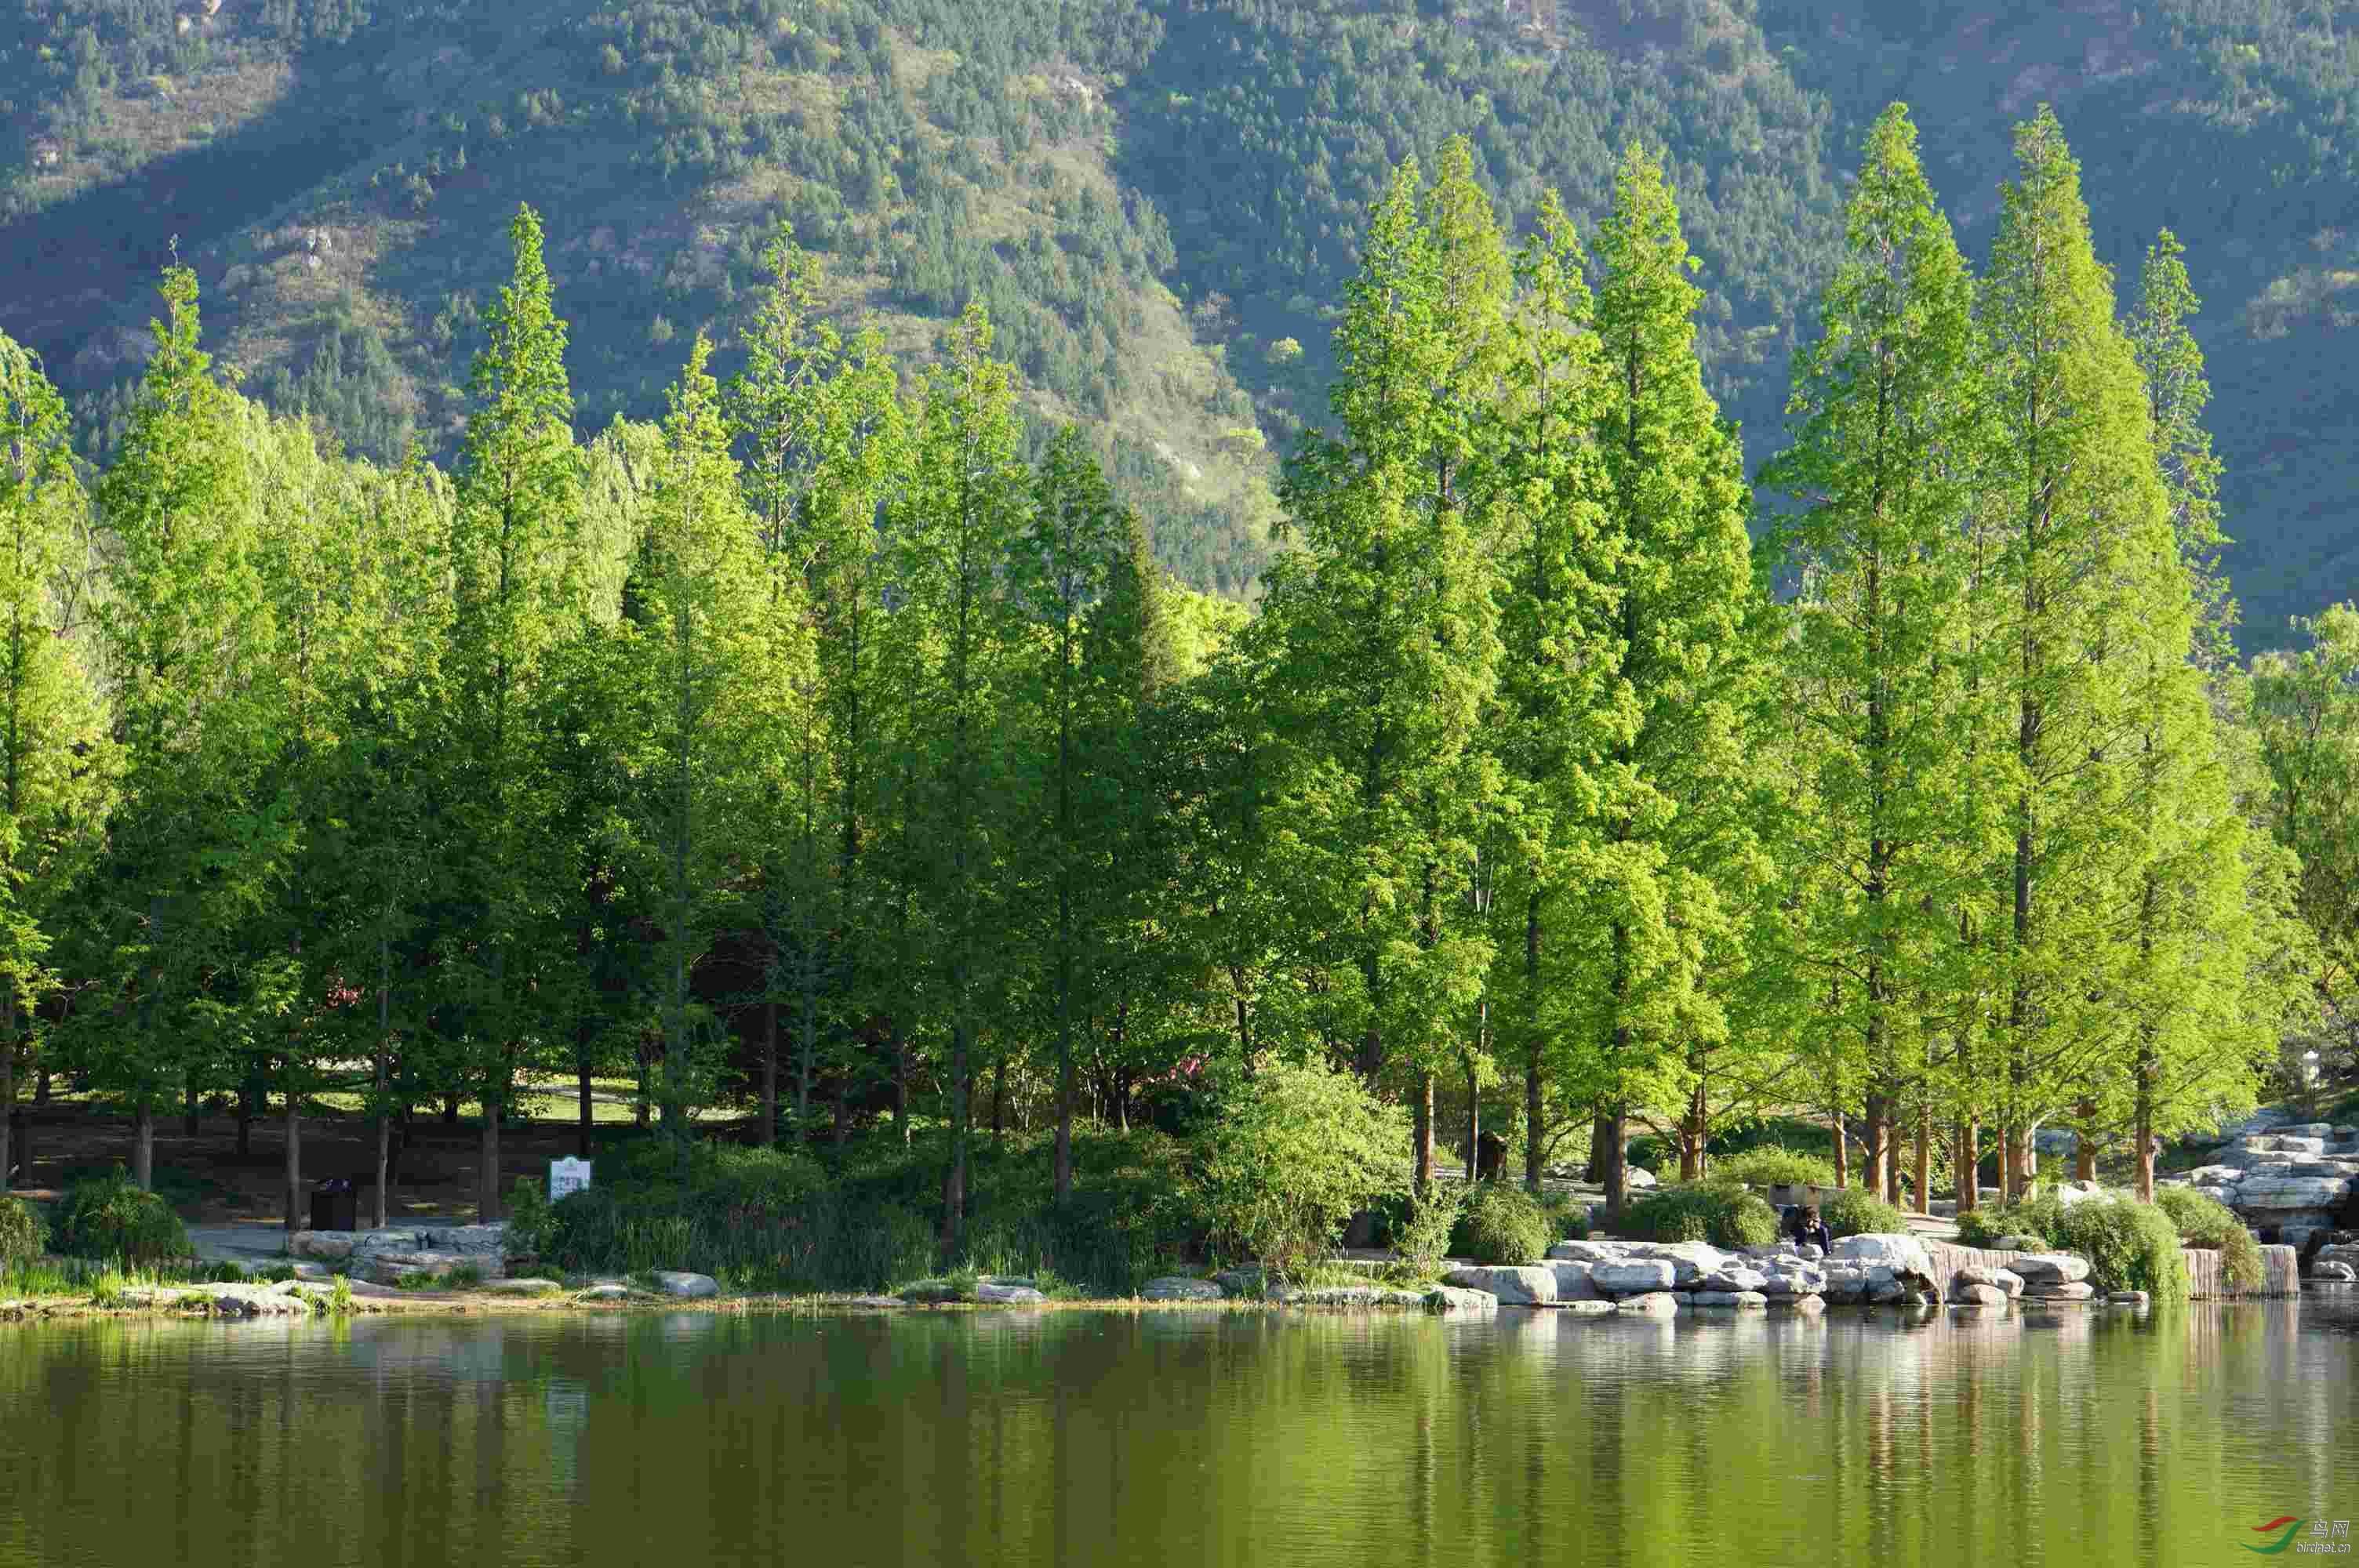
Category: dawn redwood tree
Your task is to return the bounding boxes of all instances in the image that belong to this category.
[625,333,800,1156]
[443,205,585,1222]
[1575,143,1761,1216]
[731,234,909,1143]
[86,266,276,1192]
[2251,605,2359,1088]
[1763,104,1991,1206]
[893,304,1028,1247]
[0,334,116,1192]
[1252,141,1507,1194]
[1487,191,1619,1195]
[1976,108,2192,1200]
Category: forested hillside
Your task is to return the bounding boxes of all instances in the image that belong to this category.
[3,0,2354,633]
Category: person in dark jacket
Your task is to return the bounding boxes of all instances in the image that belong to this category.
[1791,1205,1831,1253]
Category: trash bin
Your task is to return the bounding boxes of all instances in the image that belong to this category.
[310,1177,358,1232]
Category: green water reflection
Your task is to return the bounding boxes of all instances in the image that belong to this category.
[5,1299,2357,1566]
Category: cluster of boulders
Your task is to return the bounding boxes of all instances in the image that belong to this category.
[2172,1111,2358,1254]
[2310,1240,2359,1284]
[1437,1233,1964,1315]
[292,1222,511,1285]
[1945,1254,2116,1305]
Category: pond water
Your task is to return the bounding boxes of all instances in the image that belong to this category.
[5,1298,2358,1567]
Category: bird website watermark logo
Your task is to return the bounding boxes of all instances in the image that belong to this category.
[2244,1517,2353,1555]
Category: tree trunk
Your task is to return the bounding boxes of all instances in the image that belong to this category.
[1584,1114,1612,1184]
[183,1079,199,1138]
[1913,1104,1930,1216]
[1464,1057,1479,1185]
[478,1082,503,1224]
[2072,1098,2097,1183]
[442,1094,460,1127]
[2134,1094,2157,1204]
[1524,895,1543,1195]
[763,996,779,1148]
[133,1103,155,1192]
[576,1051,593,1160]
[284,1088,303,1242]
[237,1082,256,1157]
[375,931,394,1230]
[833,1083,849,1147]
[1601,1108,1627,1218]
[1863,1090,1888,1207]
[990,1056,1006,1142]
[1679,1080,1707,1181]
[892,1024,909,1145]
[35,1066,49,1105]
[1832,1105,1849,1190]
[1,1030,14,1192]
[1413,1072,1434,1198]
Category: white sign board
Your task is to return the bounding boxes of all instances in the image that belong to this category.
[549,1157,592,1202]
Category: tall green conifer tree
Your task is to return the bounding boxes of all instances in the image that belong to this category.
[1579,143,1761,1214]
[1765,105,1990,1205]
[86,267,274,1191]
[0,336,115,1191]
[1255,141,1507,1192]
[895,304,1027,1246]
[1976,109,2188,1198]
[445,205,583,1221]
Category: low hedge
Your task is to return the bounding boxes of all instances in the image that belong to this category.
[2153,1186,2262,1290]
[1448,1184,1553,1265]
[1958,1192,2190,1303]
[1710,1145,1838,1189]
[54,1168,191,1262]
[0,1194,43,1265]
[1820,1188,1907,1239]
[1620,1183,1779,1249]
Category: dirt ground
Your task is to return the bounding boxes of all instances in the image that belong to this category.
[5,1100,653,1226]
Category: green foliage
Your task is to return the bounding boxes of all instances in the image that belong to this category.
[329,1273,354,1315]
[2153,1185,2243,1247]
[2154,1185,2263,1290]
[2051,1198,2192,1305]
[504,1176,552,1258]
[1447,1185,1552,1265]
[1388,1185,1466,1270]
[0,1195,43,1264]
[1620,1183,1779,1249]
[1819,1187,1906,1240]
[1710,1147,1838,1190]
[1193,1058,1406,1275]
[54,1167,191,1262]
[1954,1196,2058,1250]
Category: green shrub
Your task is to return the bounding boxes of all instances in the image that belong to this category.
[2219,1225,2264,1291]
[1819,1187,1907,1238]
[504,1174,553,1259]
[549,1126,1197,1296]
[1541,1189,1590,1241]
[2153,1185,2244,1247]
[55,1167,191,1262]
[1955,1192,2066,1250]
[1448,1184,1552,1265]
[2048,1198,2190,1304]
[1389,1185,1466,1271]
[0,1196,43,1265]
[1619,1183,1779,1248]
[1194,1058,1406,1275]
[1710,1146,1837,1189]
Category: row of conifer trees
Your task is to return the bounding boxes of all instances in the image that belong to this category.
[0,103,2342,1239]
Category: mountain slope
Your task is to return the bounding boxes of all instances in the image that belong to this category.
[4,0,2354,634]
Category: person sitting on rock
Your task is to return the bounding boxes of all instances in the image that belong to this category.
[1792,1205,1831,1254]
